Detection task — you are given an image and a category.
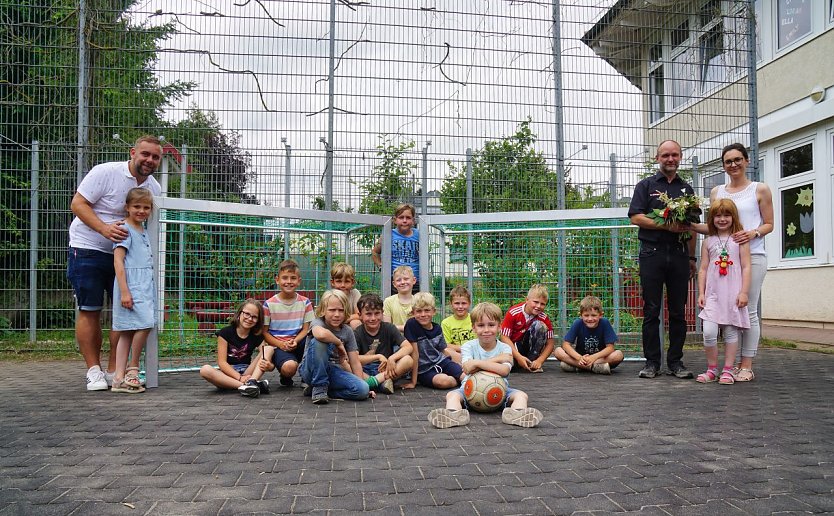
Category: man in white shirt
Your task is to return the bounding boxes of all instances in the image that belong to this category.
[67,135,163,390]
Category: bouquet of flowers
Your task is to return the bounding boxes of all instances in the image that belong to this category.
[646,191,704,241]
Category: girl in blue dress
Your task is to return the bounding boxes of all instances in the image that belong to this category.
[111,188,156,393]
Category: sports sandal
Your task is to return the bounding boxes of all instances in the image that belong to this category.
[124,367,143,388]
[696,368,718,383]
[733,368,755,382]
[719,369,735,385]
[111,378,145,393]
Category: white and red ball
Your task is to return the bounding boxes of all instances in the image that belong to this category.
[463,371,508,413]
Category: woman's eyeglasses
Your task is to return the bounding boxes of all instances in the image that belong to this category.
[723,157,745,167]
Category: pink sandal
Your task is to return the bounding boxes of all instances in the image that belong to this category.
[719,368,735,385]
[696,368,718,383]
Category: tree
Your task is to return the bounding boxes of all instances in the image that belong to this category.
[357,136,418,216]
[167,107,255,204]
[439,120,578,301]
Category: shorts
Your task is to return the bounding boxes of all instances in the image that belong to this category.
[272,344,305,371]
[362,362,380,376]
[455,385,519,410]
[417,357,463,388]
[67,247,115,311]
[232,363,249,374]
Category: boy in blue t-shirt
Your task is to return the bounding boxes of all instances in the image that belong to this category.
[555,295,624,375]
[427,302,543,428]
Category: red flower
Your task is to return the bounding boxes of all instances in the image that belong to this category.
[662,207,670,219]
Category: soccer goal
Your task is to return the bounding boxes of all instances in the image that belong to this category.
[144,198,702,387]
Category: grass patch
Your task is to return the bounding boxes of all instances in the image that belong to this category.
[760,337,798,349]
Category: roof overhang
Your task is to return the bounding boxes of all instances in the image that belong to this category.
[581,0,682,90]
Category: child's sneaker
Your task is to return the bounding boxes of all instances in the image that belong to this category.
[86,366,108,391]
[591,362,611,375]
[311,385,329,404]
[238,379,260,398]
[257,379,270,394]
[379,379,395,395]
[501,407,543,428]
[279,375,294,387]
[428,408,470,429]
[559,361,577,373]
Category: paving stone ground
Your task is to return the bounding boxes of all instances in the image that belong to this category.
[1,349,832,515]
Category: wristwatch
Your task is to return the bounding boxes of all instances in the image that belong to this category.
[754,229,761,238]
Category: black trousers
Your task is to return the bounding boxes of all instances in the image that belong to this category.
[638,242,690,368]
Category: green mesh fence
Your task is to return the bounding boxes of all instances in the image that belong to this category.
[154,207,383,372]
[425,217,702,358]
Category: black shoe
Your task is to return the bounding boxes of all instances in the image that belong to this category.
[311,385,329,405]
[257,379,270,394]
[668,364,694,379]
[302,384,312,397]
[279,375,294,387]
[638,363,659,378]
[238,379,260,397]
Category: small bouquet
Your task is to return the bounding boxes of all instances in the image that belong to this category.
[646,191,703,242]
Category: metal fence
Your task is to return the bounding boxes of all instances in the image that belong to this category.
[1,0,755,351]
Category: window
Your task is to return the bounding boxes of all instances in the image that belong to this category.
[778,0,812,49]
[700,25,726,91]
[781,183,814,258]
[669,20,694,109]
[780,143,813,178]
[701,170,725,197]
[649,43,665,122]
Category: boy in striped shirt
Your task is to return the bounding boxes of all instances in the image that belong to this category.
[262,259,315,387]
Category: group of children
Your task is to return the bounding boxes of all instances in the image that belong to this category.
[113,195,753,427]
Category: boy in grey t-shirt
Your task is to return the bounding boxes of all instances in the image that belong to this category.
[354,293,414,394]
[298,290,371,404]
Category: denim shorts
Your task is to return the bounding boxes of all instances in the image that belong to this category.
[362,362,380,376]
[67,247,115,311]
[417,357,463,387]
[232,363,249,375]
[455,385,518,410]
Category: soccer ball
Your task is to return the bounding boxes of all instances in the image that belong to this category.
[463,371,508,413]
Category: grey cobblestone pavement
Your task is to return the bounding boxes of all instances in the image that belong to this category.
[1,348,833,515]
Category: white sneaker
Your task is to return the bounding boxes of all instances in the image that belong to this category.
[591,362,611,375]
[86,366,108,391]
[428,408,470,429]
[104,370,115,387]
[501,407,543,428]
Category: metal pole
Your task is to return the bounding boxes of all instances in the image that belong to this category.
[282,139,291,260]
[746,0,760,182]
[76,0,89,185]
[324,0,337,274]
[691,155,701,335]
[440,230,447,317]
[421,142,431,217]
[146,201,160,388]
[157,158,169,332]
[29,141,39,343]
[419,220,429,294]
[178,145,187,338]
[465,149,474,297]
[381,218,393,298]
[609,153,620,333]
[552,0,568,334]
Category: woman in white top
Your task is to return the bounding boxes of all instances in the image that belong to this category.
[695,143,774,381]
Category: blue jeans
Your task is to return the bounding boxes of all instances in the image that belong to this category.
[299,339,369,400]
